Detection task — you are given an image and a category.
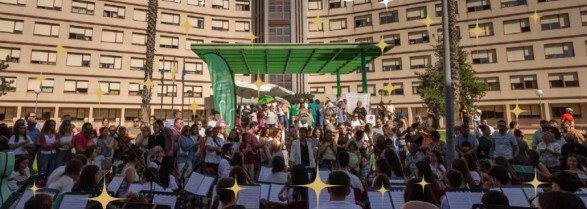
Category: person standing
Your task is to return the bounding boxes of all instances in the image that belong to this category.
[455,125,478,158]
[38,120,60,175]
[532,120,551,150]
[205,127,224,176]
[460,104,470,126]
[73,123,94,154]
[315,99,324,129]
[561,108,574,128]
[24,112,41,162]
[127,117,142,141]
[165,111,182,129]
[489,120,519,163]
[177,125,197,179]
[289,127,316,168]
[264,106,278,128]
[426,103,440,130]
[352,101,367,121]
[473,106,482,127]
[336,101,347,124]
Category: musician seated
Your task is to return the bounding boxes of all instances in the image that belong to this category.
[24,193,53,209]
[321,171,361,209]
[216,177,246,209]
[72,165,100,192]
[141,167,172,192]
[7,155,30,192]
[481,190,509,206]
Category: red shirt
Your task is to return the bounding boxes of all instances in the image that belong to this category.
[562,112,574,123]
[73,132,88,154]
[240,142,256,164]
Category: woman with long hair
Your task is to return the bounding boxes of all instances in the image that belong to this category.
[56,120,74,166]
[122,148,142,185]
[463,154,483,185]
[177,125,197,179]
[37,119,60,175]
[72,165,100,192]
[318,129,338,170]
[414,161,445,191]
[565,153,587,185]
[261,156,288,184]
[8,123,32,159]
[97,127,117,159]
[228,166,252,184]
[404,178,439,206]
[365,158,392,187]
[384,148,405,177]
[135,125,151,153]
[48,159,83,194]
[309,128,322,157]
[428,151,446,180]
[258,127,272,165]
[159,155,179,191]
[278,164,309,203]
[494,156,522,184]
[527,150,551,181]
[7,155,30,192]
[452,158,477,188]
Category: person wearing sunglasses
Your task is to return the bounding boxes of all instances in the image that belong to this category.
[127,117,142,141]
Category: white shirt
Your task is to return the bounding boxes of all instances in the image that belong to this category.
[59,135,73,150]
[8,135,33,155]
[205,137,225,164]
[326,170,364,192]
[46,165,65,187]
[261,172,288,184]
[350,119,363,130]
[41,134,57,154]
[320,200,362,209]
[167,174,178,191]
[218,156,232,179]
[199,128,206,138]
[470,171,481,183]
[48,175,75,194]
[207,120,217,128]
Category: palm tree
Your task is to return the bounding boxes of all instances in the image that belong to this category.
[141,0,158,123]
[448,0,461,126]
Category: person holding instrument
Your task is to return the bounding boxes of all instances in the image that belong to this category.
[278,164,310,204]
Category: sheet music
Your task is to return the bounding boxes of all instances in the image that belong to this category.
[195,176,215,196]
[580,195,587,206]
[389,178,404,184]
[318,170,330,182]
[308,187,355,209]
[501,187,530,207]
[269,184,285,203]
[469,191,484,205]
[184,172,204,195]
[260,183,270,200]
[127,183,143,194]
[16,191,56,209]
[258,166,272,182]
[236,185,261,209]
[108,176,124,192]
[581,188,587,194]
[59,194,90,209]
[346,189,355,203]
[153,194,177,209]
[446,191,472,209]
[390,190,404,209]
[367,191,391,209]
[522,187,544,200]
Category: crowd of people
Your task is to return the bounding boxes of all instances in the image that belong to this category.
[1,97,586,209]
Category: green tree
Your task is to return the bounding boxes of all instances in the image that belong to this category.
[416,38,487,117]
[0,56,15,96]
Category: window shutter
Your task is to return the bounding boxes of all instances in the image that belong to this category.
[101,56,114,64]
[48,52,57,62]
[411,57,424,66]
[67,53,82,66]
[102,31,115,42]
[129,83,139,91]
[563,74,576,81]
[545,44,563,55]
[28,79,40,90]
[111,82,120,90]
[31,51,47,61]
[541,16,558,24]
[51,25,59,36]
[116,32,123,42]
[37,0,53,7]
[467,0,482,7]
[100,82,109,93]
[507,48,524,61]
[64,81,76,91]
[35,23,51,35]
[114,57,122,68]
[78,81,88,88]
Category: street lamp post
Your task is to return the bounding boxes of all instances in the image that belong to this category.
[34,88,41,114]
[536,89,544,119]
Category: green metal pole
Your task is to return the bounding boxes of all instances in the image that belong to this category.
[361,52,367,94]
[336,70,341,96]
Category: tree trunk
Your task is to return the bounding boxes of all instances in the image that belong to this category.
[448,0,461,127]
[141,0,158,124]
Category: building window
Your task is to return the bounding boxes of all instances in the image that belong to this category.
[468,22,493,37]
[27,78,54,93]
[131,33,146,45]
[188,16,204,29]
[184,85,203,97]
[330,40,348,43]
[541,14,570,30]
[162,0,180,3]
[66,53,91,67]
[308,0,322,10]
[0,47,20,62]
[1,0,25,6]
[503,18,530,34]
[99,81,120,95]
[471,49,497,64]
[410,55,431,69]
[501,0,526,7]
[159,59,178,72]
[63,80,88,94]
[0,19,23,34]
[187,0,205,6]
[412,81,421,94]
[31,50,57,65]
[355,63,375,73]
[269,0,290,20]
[506,46,534,61]
[37,0,61,10]
[128,83,144,96]
[99,55,122,69]
[269,25,291,43]
[310,87,326,94]
[329,0,345,9]
[157,84,177,97]
[357,84,376,96]
[382,83,403,95]
[510,75,537,89]
[331,85,350,94]
[212,0,229,9]
[481,77,500,91]
[71,0,94,15]
[379,11,399,24]
[354,15,372,28]
[355,0,371,4]
[69,26,92,41]
[34,22,60,37]
[435,3,458,16]
[103,4,125,19]
[159,36,179,48]
[549,72,579,88]
[308,20,323,32]
[185,39,203,50]
[329,18,347,30]
[133,9,147,22]
[101,30,123,43]
[355,37,372,43]
[582,11,587,26]
[235,21,250,32]
[383,34,401,46]
[551,104,581,118]
[382,58,402,71]
[211,19,229,31]
[408,31,429,45]
[544,42,574,59]
[466,0,491,12]
[406,6,426,21]
[236,0,250,11]
[161,12,180,25]
[185,62,203,74]
[130,57,145,70]
[513,104,541,118]
[481,106,505,118]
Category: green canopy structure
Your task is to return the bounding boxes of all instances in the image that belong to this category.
[191,43,393,130]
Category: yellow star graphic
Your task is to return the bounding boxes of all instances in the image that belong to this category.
[416,177,431,194]
[37,73,46,85]
[189,100,200,115]
[380,0,393,11]
[29,181,40,196]
[88,180,125,209]
[298,169,338,208]
[254,76,264,91]
[376,183,389,201]
[376,36,389,56]
[383,81,398,95]
[530,9,541,26]
[223,176,248,200]
[54,43,66,55]
[510,102,526,121]
[321,95,329,104]
[418,14,438,31]
[525,170,546,197]
[248,33,258,43]
[142,77,156,91]
[311,15,324,31]
[92,85,107,103]
[180,20,193,35]
[469,20,485,44]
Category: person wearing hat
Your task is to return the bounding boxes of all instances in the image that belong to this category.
[561,108,574,128]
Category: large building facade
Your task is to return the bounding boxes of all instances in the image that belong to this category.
[1,0,586,128]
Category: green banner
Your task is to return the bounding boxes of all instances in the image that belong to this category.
[203,53,236,131]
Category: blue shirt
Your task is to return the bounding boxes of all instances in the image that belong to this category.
[455,134,478,150]
[26,123,41,143]
[491,132,518,160]
[337,108,345,123]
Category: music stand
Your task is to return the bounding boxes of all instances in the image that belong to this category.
[139,191,186,209]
